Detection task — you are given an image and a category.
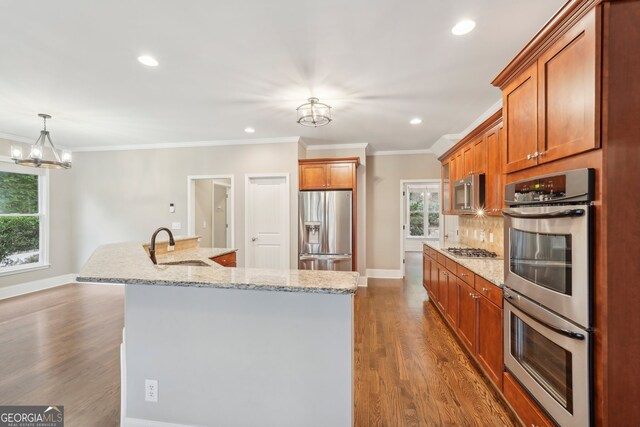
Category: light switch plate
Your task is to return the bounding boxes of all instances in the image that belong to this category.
[171,222,181,230]
[489,232,494,243]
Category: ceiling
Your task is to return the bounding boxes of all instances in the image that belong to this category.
[0,0,565,152]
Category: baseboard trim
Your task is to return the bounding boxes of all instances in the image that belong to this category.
[366,269,403,279]
[358,276,368,287]
[122,418,196,427]
[0,273,77,300]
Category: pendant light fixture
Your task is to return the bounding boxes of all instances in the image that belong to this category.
[11,114,72,169]
[296,97,332,127]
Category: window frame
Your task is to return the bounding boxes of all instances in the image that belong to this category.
[0,157,50,277]
[406,184,440,240]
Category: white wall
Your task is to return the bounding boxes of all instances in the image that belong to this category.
[0,139,75,289]
[366,153,441,271]
[71,141,300,270]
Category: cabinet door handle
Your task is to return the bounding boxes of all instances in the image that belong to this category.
[460,272,467,277]
[482,287,489,292]
[526,152,540,160]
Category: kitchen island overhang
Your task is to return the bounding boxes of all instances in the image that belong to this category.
[77,242,358,427]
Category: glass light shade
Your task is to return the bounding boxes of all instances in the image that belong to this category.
[61,151,72,163]
[297,97,332,127]
[10,145,23,160]
[30,146,43,160]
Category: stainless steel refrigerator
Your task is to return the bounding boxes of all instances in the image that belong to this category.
[299,190,353,271]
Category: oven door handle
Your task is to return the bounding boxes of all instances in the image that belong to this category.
[504,292,586,340]
[502,208,585,219]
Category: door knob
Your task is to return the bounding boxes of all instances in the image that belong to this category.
[251,237,258,242]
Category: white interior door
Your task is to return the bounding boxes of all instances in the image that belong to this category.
[246,175,289,269]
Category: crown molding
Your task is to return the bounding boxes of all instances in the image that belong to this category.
[70,136,301,153]
[369,149,433,156]
[305,143,369,151]
[0,132,34,144]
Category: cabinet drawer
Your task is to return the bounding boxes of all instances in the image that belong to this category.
[504,372,554,427]
[475,275,503,308]
[429,248,439,258]
[456,264,475,287]
[445,257,458,274]
[210,252,237,267]
[437,253,447,266]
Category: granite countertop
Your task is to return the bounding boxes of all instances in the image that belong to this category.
[424,241,504,287]
[77,242,359,295]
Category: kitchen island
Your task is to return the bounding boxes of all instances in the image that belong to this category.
[77,241,358,427]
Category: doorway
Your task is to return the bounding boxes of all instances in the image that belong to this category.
[245,174,290,270]
[187,175,234,249]
[400,180,441,277]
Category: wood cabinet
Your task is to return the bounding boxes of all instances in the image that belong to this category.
[457,279,477,352]
[422,249,431,292]
[441,161,452,215]
[500,9,599,174]
[473,136,486,175]
[503,63,539,173]
[299,163,328,189]
[537,8,599,165]
[438,110,503,216]
[477,295,503,388]
[299,158,359,190]
[211,251,237,267]
[436,264,448,313]
[504,372,554,427]
[485,123,504,215]
[462,145,474,177]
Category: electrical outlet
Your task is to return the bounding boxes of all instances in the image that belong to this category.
[171,222,181,230]
[145,379,158,402]
[480,231,486,242]
[474,230,478,239]
[489,232,494,243]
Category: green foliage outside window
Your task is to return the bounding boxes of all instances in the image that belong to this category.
[0,171,40,267]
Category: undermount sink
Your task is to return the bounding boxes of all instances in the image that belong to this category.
[158,260,210,267]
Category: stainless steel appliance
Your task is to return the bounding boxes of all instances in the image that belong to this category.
[453,174,485,213]
[504,289,591,427]
[298,190,352,271]
[503,169,594,327]
[503,168,594,427]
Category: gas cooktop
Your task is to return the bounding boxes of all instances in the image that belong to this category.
[445,247,498,259]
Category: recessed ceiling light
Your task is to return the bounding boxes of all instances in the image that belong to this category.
[410,118,423,125]
[244,127,255,133]
[137,55,159,67]
[451,19,476,36]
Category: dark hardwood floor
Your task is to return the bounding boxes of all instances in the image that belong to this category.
[0,253,518,426]
[355,252,519,426]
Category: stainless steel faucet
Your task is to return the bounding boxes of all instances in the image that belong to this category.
[149,227,175,265]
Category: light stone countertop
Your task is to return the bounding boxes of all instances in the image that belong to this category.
[77,242,359,294]
[424,241,504,287]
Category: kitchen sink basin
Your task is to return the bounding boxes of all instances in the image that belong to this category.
[158,260,210,267]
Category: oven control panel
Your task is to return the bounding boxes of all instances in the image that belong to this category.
[505,168,594,206]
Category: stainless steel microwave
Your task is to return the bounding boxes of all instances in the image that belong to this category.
[453,174,485,214]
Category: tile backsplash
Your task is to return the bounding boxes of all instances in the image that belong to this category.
[456,215,505,256]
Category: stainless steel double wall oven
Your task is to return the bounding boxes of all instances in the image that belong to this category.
[503,169,594,427]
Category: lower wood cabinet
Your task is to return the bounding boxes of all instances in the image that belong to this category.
[210,252,237,267]
[457,280,477,352]
[477,295,504,388]
[503,372,554,427]
[436,264,448,313]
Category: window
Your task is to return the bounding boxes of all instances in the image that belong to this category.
[407,184,440,239]
[0,162,48,275]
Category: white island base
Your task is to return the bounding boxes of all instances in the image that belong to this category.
[121,283,354,427]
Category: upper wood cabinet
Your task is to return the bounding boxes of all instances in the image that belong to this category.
[462,145,474,176]
[498,9,599,174]
[537,9,599,164]
[299,158,359,190]
[503,63,539,173]
[473,136,486,175]
[485,123,504,215]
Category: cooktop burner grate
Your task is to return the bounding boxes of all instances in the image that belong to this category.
[445,247,498,258]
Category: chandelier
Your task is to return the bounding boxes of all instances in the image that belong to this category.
[296,97,332,127]
[11,114,72,169]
